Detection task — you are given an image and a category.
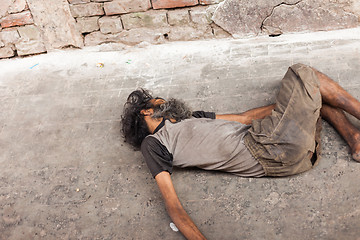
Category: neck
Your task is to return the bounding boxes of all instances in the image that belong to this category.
[144,116,163,134]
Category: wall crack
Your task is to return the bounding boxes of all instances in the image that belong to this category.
[260,0,303,36]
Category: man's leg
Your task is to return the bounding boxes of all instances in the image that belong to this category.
[320,104,360,162]
[314,69,360,119]
[245,64,323,176]
[312,68,360,161]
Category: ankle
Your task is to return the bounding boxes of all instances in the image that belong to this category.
[350,132,360,152]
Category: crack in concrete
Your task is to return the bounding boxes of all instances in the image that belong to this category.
[260,0,303,35]
[165,11,169,25]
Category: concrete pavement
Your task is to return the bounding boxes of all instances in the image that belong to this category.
[1,28,360,239]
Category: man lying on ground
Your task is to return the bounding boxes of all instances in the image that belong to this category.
[121,64,360,240]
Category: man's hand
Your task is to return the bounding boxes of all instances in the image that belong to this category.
[155,171,207,240]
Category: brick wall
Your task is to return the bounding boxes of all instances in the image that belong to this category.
[0,0,46,58]
[1,0,359,59]
[72,0,229,46]
[0,0,228,59]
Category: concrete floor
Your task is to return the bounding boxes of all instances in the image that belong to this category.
[1,28,360,240]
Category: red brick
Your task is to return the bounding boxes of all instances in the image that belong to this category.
[0,11,33,28]
[152,0,198,10]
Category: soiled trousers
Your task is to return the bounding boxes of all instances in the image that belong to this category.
[244,64,322,177]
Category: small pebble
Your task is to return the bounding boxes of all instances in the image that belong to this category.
[170,222,179,232]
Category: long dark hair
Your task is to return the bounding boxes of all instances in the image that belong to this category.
[121,89,153,148]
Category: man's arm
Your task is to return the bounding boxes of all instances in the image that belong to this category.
[216,104,275,125]
[155,171,206,240]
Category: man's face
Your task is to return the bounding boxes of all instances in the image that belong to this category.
[150,98,192,121]
[146,97,166,109]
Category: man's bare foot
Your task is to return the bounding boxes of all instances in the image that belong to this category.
[351,133,360,162]
[353,152,360,162]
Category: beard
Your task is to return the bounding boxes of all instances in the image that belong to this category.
[152,98,192,122]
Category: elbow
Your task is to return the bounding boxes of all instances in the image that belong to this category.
[242,115,252,125]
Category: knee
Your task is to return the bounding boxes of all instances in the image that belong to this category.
[291,63,308,69]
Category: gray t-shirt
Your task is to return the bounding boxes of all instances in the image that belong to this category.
[141,111,265,178]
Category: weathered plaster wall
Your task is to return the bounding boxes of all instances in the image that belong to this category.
[213,0,360,37]
[0,0,359,59]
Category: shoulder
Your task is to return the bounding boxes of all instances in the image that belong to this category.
[141,135,171,156]
[141,136,173,178]
[141,135,159,150]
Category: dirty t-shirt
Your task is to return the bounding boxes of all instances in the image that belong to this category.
[141,111,265,178]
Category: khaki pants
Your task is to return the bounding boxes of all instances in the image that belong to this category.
[244,64,322,177]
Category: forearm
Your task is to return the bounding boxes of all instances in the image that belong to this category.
[216,104,275,125]
[166,202,206,240]
[242,104,275,122]
[155,172,206,240]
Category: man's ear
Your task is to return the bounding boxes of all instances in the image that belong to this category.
[140,108,153,116]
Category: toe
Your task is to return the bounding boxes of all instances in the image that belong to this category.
[352,152,360,162]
